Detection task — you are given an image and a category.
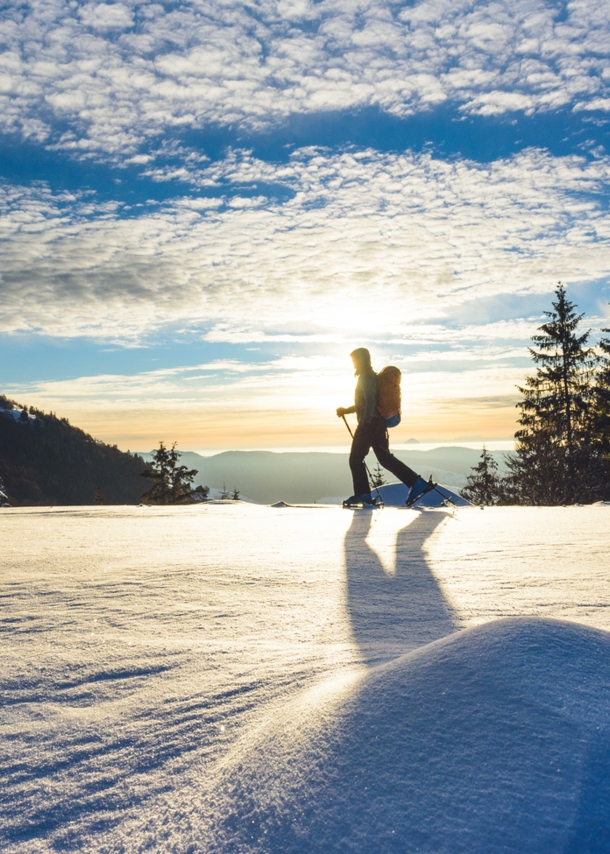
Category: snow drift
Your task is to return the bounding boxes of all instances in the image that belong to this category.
[319,479,470,507]
[197,618,610,853]
[376,480,470,507]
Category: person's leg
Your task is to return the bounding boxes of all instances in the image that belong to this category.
[349,423,374,497]
[371,418,419,488]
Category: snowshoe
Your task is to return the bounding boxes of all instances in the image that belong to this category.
[406,475,436,507]
[343,492,377,509]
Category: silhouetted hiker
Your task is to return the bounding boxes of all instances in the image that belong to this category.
[337,348,429,507]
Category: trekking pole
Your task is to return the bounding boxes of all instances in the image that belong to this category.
[430,483,458,509]
[341,415,383,505]
[341,413,354,440]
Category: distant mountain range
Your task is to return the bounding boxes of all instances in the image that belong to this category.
[139,447,509,505]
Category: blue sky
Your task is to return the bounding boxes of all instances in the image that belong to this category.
[1,0,610,450]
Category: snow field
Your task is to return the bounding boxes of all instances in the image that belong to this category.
[1,504,610,852]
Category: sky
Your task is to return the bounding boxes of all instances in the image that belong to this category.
[1,0,610,452]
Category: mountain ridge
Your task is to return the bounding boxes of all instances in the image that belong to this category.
[0,395,147,506]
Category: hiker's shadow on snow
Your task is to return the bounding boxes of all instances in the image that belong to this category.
[345,511,456,665]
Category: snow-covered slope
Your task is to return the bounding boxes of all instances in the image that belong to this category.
[376,480,471,507]
[1,505,609,852]
[198,618,610,853]
[0,404,37,424]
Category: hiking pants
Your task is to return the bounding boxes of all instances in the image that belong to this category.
[349,415,419,497]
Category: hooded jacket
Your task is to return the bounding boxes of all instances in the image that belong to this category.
[354,369,378,424]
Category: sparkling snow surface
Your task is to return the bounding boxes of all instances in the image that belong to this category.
[2,504,610,852]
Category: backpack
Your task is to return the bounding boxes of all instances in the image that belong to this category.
[376,366,402,428]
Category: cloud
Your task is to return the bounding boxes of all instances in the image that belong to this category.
[1,147,609,343]
[79,3,134,30]
[0,0,609,155]
[5,353,524,448]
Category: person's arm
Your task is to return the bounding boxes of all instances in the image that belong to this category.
[360,373,377,424]
[336,405,356,417]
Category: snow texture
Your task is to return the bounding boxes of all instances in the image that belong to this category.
[1,504,610,852]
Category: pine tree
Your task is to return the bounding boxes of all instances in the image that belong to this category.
[461,447,503,505]
[370,463,387,489]
[592,320,610,499]
[141,441,199,504]
[220,482,231,500]
[231,487,241,500]
[507,284,597,504]
[0,475,9,506]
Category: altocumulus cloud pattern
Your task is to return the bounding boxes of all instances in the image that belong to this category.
[1,0,610,152]
[1,148,609,340]
[1,0,610,445]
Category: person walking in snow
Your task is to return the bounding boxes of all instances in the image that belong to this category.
[336,347,429,507]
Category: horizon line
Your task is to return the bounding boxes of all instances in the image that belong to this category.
[134,440,516,457]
